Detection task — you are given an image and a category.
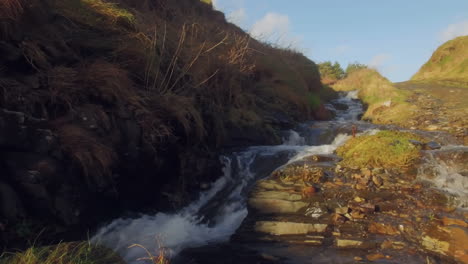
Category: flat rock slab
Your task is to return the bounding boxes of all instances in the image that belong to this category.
[251,190,302,201]
[254,221,328,235]
[249,198,308,214]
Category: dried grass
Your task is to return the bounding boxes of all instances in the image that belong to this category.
[81,60,135,105]
[0,0,24,20]
[58,124,116,189]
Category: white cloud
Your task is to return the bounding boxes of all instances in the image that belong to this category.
[250,13,290,39]
[227,8,247,25]
[439,20,468,42]
[250,12,302,49]
[368,53,392,70]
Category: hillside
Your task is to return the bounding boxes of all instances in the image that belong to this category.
[0,0,333,250]
[332,68,411,123]
[333,68,467,143]
[412,35,468,84]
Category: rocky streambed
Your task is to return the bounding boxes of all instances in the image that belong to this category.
[93,92,468,264]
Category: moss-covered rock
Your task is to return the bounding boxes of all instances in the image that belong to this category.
[336,130,425,169]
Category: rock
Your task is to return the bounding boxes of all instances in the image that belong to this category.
[252,190,302,201]
[441,217,468,228]
[332,102,349,111]
[335,239,365,248]
[335,207,349,214]
[354,197,364,203]
[424,141,441,150]
[0,182,25,221]
[0,41,22,62]
[366,253,386,261]
[260,253,279,261]
[331,213,347,224]
[368,222,399,235]
[361,168,372,178]
[254,221,327,235]
[302,186,316,199]
[305,206,324,219]
[421,235,450,256]
[427,125,439,131]
[371,175,382,187]
[349,202,376,214]
[409,139,424,147]
[248,198,309,214]
[350,210,365,219]
[256,180,293,191]
[381,240,406,250]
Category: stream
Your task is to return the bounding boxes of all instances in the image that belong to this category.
[92,91,467,263]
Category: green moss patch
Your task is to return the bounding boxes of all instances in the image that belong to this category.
[336,130,425,169]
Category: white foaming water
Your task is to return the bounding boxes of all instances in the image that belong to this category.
[92,133,352,263]
[345,90,359,99]
[417,146,468,209]
[91,90,366,262]
[331,90,364,121]
[282,130,306,146]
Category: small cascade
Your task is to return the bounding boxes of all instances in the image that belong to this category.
[417,146,468,209]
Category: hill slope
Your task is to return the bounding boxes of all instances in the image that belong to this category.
[412,36,468,84]
[0,0,333,248]
[332,69,411,123]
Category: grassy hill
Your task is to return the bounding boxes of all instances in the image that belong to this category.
[412,36,468,85]
[333,68,467,144]
[332,68,412,123]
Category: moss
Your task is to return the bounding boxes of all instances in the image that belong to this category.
[56,0,135,30]
[0,242,125,264]
[336,130,425,169]
[307,93,321,109]
[200,0,212,5]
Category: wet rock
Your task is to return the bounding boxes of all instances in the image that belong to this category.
[248,198,309,214]
[256,180,293,191]
[366,253,386,261]
[335,239,370,249]
[371,175,383,187]
[331,213,347,225]
[368,222,399,236]
[301,186,316,199]
[335,207,349,214]
[420,226,468,263]
[409,139,424,147]
[441,217,468,228]
[381,240,406,250]
[305,206,324,219]
[254,221,328,235]
[424,141,442,150]
[251,190,302,201]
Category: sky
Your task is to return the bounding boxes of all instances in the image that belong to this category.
[211,0,468,82]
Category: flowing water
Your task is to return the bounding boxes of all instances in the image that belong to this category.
[92,91,467,263]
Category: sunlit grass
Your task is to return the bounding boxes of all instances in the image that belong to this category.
[336,130,425,169]
[0,242,125,264]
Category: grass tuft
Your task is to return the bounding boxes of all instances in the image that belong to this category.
[0,242,125,264]
[57,125,116,189]
[336,130,425,169]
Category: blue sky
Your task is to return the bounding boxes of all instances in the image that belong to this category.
[212,0,468,82]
